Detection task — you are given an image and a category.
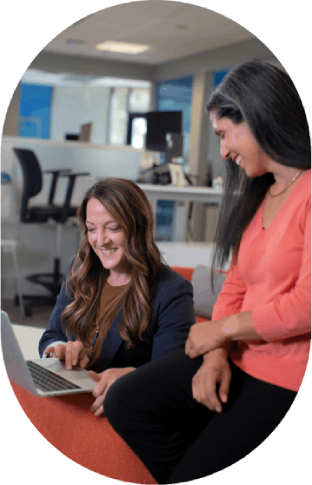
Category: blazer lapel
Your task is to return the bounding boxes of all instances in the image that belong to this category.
[98,308,124,371]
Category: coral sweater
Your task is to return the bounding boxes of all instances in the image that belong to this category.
[212,171,311,391]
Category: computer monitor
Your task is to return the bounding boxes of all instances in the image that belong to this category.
[127,111,183,153]
[145,111,182,152]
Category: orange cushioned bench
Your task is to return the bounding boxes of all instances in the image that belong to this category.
[10,267,206,483]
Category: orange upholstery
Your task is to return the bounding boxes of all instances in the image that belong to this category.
[11,267,205,481]
[171,266,194,281]
[11,382,156,483]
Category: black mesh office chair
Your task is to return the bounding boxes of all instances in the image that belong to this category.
[13,147,90,316]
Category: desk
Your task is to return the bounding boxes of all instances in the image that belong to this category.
[2,136,142,211]
[137,184,222,204]
[138,184,222,241]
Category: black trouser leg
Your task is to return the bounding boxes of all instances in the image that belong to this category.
[104,351,297,484]
[167,364,297,483]
[104,350,208,483]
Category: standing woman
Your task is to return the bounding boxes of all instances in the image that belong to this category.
[104,61,311,482]
[39,178,195,415]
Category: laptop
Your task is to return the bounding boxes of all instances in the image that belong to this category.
[1,310,94,397]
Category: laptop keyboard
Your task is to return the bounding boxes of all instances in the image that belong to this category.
[26,361,82,392]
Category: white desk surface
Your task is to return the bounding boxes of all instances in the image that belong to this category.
[12,324,44,360]
[137,184,222,204]
[3,135,143,152]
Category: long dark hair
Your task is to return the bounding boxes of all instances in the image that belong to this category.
[62,178,163,348]
[206,60,311,271]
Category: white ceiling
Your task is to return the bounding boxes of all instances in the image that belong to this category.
[22,1,255,88]
[43,1,254,65]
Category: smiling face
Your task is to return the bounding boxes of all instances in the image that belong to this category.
[86,198,130,282]
[210,111,271,178]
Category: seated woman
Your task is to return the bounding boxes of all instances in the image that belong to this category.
[39,178,195,415]
[103,61,311,483]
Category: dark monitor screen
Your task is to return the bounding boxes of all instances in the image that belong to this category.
[145,111,182,152]
[127,111,183,152]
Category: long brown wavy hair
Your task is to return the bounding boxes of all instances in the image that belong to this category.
[61,178,164,348]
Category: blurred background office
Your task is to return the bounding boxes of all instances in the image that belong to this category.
[1,0,283,320]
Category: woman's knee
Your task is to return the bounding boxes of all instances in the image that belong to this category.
[104,367,148,429]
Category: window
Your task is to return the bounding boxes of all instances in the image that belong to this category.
[109,88,151,146]
[129,89,150,112]
[109,88,129,146]
[130,117,147,149]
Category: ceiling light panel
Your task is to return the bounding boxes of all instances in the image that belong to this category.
[95,41,151,54]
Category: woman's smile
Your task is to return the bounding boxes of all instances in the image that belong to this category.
[210,111,271,178]
[86,198,130,279]
[100,247,118,255]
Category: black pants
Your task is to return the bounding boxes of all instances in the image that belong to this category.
[104,350,296,484]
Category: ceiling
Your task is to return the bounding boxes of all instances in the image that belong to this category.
[42,1,254,65]
[22,1,256,87]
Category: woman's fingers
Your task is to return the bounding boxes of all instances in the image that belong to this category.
[192,370,221,412]
[89,368,135,416]
[70,342,84,367]
[51,342,88,369]
[65,343,74,369]
[218,367,231,404]
[89,370,101,382]
[54,343,67,360]
[191,353,232,413]
[79,352,90,368]
[90,393,106,416]
[59,341,87,369]
[44,346,55,356]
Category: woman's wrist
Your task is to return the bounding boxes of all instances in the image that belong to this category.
[219,311,260,341]
[203,345,230,361]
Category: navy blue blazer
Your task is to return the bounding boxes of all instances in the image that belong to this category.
[38,264,195,372]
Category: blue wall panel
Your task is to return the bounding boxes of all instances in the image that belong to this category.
[213,70,229,87]
[18,84,52,139]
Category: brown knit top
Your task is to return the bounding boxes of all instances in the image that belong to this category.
[84,280,128,369]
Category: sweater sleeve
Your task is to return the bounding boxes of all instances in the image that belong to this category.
[252,200,311,341]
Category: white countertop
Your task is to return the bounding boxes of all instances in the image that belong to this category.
[138,183,222,203]
[3,135,143,152]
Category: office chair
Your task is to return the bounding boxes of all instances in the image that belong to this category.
[13,148,90,316]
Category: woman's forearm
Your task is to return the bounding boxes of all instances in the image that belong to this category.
[220,311,261,341]
[186,312,262,358]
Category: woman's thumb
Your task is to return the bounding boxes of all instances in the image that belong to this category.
[89,370,100,382]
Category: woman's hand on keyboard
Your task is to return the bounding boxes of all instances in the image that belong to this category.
[45,341,90,370]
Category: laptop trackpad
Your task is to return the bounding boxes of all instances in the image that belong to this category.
[34,358,95,391]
